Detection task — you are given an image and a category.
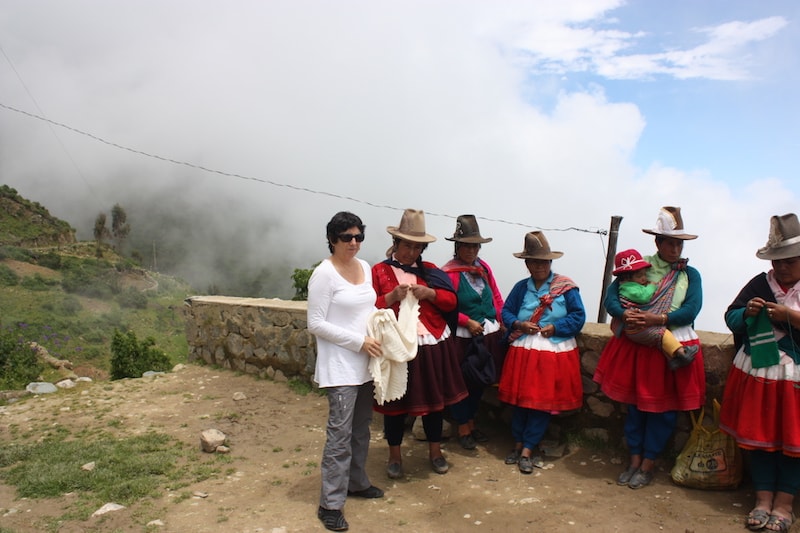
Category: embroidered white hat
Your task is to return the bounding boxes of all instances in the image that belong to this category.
[642,206,698,240]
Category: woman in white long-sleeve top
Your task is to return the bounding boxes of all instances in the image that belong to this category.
[307,211,384,532]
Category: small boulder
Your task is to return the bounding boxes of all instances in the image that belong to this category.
[200,429,227,452]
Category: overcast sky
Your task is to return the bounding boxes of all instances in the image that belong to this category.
[1,0,798,333]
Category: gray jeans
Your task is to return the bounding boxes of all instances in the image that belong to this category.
[319,382,374,510]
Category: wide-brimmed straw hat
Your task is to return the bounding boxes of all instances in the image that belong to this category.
[613,249,652,275]
[756,213,800,260]
[642,206,698,240]
[445,214,492,243]
[386,208,436,243]
[513,231,563,260]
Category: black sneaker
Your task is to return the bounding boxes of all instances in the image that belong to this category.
[348,485,384,499]
[318,507,349,531]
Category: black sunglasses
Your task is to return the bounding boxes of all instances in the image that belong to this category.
[338,233,365,243]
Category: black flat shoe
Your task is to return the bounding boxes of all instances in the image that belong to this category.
[318,507,349,531]
[430,456,449,474]
[386,462,404,479]
[458,433,477,450]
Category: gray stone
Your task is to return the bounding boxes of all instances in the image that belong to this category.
[26,382,58,394]
[91,503,125,517]
[586,396,615,417]
[200,428,227,452]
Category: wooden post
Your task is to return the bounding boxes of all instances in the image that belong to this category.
[597,216,623,323]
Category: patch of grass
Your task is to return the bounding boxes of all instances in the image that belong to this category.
[287,377,312,395]
[21,273,59,291]
[0,324,44,390]
[0,430,224,522]
[0,263,19,286]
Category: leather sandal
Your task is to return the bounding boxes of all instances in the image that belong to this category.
[746,509,770,531]
[764,512,795,532]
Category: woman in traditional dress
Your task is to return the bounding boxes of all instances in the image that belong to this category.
[498,231,586,474]
[593,206,706,490]
[720,213,800,532]
[441,214,505,449]
[372,208,468,478]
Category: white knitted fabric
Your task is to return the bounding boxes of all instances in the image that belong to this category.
[368,293,419,405]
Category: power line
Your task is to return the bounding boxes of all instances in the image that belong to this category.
[0,45,98,199]
[0,101,607,236]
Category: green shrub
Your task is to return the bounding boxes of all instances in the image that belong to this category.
[20,273,58,291]
[0,246,34,262]
[43,297,82,316]
[57,295,83,316]
[110,330,171,380]
[116,288,148,309]
[61,268,113,299]
[0,326,44,390]
[37,252,62,270]
[0,264,19,286]
[291,267,314,301]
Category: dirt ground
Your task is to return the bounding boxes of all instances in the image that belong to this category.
[0,364,794,533]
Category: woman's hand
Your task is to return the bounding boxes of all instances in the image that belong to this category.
[764,301,790,322]
[539,324,556,338]
[744,297,767,318]
[639,311,667,327]
[623,308,646,328]
[409,284,435,301]
[386,284,411,306]
[518,320,540,335]
[466,319,484,336]
[361,337,382,358]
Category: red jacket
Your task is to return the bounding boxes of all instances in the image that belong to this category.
[372,261,457,339]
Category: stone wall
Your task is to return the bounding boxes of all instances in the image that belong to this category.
[184,296,736,444]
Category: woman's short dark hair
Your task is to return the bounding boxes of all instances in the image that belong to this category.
[326,211,365,253]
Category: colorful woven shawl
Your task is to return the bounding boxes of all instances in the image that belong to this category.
[612,259,686,347]
[508,273,576,342]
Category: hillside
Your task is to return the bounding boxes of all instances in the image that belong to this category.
[0,186,191,389]
[0,185,76,248]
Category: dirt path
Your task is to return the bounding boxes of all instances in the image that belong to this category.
[0,364,789,533]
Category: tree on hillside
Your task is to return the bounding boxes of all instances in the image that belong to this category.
[111,204,130,252]
[93,213,110,255]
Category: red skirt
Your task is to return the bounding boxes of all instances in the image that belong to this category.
[497,336,582,412]
[719,347,800,456]
[592,327,705,412]
[374,335,468,417]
